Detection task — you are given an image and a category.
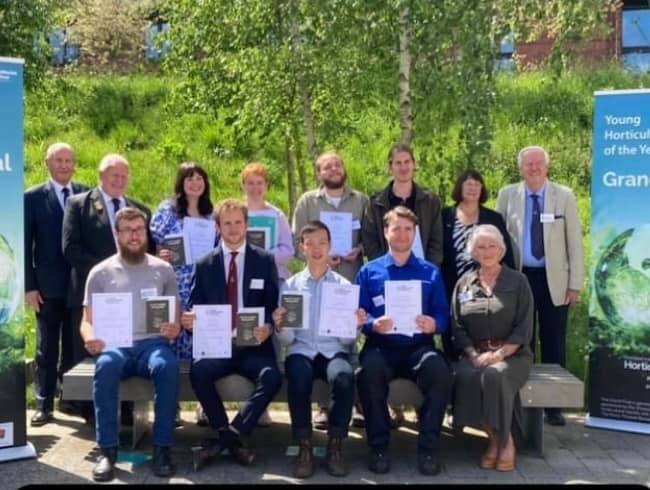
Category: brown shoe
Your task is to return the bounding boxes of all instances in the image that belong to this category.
[293,438,314,479]
[230,437,256,466]
[326,436,348,477]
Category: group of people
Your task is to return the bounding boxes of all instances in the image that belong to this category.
[25,141,584,482]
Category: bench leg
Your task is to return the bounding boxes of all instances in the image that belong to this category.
[131,401,150,450]
[522,407,544,457]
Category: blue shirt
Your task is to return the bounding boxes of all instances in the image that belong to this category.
[523,183,546,268]
[356,252,449,349]
[276,267,356,359]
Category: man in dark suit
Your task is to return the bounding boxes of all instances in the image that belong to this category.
[182,199,282,470]
[25,142,89,426]
[62,153,154,422]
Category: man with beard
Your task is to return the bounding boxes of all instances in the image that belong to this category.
[25,142,89,426]
[292,151,368,428]
[80,207,181,482]
[63,153,154,423]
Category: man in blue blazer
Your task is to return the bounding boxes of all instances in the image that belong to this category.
[25,142,89,426]
[182,199,282,470]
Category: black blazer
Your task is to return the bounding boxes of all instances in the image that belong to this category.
[62,187,155,307]
[441,205,515,298]
[190,243,280,356]
[24,180,89,299]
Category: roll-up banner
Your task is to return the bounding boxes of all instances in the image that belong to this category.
[587,89,650,434]
[0,57,36,462]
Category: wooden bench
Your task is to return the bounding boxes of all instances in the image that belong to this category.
[62,360,583,455]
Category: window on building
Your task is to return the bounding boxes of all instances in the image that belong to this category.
[622,1,650,72]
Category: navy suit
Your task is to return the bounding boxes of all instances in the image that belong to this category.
[189,243,283,436]
[25,180,89,412]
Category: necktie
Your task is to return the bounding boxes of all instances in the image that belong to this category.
[227,251,238,329]
[531,194,544,260]
[62,187,70,206]
[111,198,121,214]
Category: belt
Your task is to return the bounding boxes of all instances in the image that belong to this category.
[476,338,505,352]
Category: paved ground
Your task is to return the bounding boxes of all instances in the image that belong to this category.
[3,408,650,487]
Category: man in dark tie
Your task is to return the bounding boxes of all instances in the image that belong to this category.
[25,142,89,426]
[496,146,584,427]
[182,199,282,470]
[62,153,154,422]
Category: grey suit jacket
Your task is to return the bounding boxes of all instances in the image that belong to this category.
[496,180,584,306]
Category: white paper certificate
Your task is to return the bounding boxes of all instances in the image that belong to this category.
[193,305,232,360]
[92,293,133,348]
[319,211,353,256]
[183,217,217,264]
[318,283,360,339]
[385,280,422,336]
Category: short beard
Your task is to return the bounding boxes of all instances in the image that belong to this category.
[321,173,347,190]
[118,243,147,264]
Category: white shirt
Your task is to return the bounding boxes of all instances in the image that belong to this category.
[50,179,72,210]
[222,241,246,310]
[100,188,126,233]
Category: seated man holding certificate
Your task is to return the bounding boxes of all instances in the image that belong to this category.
[273,221,367,479]
[355,206,453,476]
[80,207,181,482]
[181,199,283,470]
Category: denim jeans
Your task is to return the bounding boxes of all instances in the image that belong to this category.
[357,345,452,453]
[285,352,354,440]
[94,338,179,448]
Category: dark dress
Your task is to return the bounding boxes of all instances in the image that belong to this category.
[451,266,533,445]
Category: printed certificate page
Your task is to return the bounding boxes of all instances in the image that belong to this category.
[318,283,359,339]
[385,280,422,336]
[193,305,232,360]
[92,292,133,348]
[319,211,353,256]
[183,217,217,264]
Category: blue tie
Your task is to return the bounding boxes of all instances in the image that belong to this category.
[531,194,544,260]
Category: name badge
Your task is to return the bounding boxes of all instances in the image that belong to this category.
[140,287,158,299]
[372,295,385,307]
[250,278,264,290]
[459,290,473,303]
[540,213,555,223]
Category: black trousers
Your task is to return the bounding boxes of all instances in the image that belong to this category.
[34,298,79,412]
[522,267,569,367]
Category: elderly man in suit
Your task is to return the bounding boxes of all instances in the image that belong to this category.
[182,199,283,470]
[496,145,584,427]
[25,142,89,426]
[62,153,154,422]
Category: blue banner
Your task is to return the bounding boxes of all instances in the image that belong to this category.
[587,89,650,434]
[0,57,35,461]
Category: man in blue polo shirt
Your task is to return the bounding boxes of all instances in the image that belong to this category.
[356,205,452,476]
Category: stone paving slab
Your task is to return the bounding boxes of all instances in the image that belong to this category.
[1,409,648,487]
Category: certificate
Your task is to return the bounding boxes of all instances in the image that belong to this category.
[193,305,232,360]
[385,280,422,336]
[183,217,216,264]
[319,211,353,256]
[317,283,359,339]
[145,296,176,333]
[280,291,310,329]
[235,306,265,347]
[92,292,133,348]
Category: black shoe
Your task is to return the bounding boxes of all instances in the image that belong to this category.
[151,446,176,477]
[229,437,256,466]
[417,452,442,476]
[92,447,118,482]
[545,410,566,426]
[368,448,390,474]
[191,438,221,472]
[30,410,53,427]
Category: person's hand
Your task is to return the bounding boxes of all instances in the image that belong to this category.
[328,256,343,268]
[415,315,436,334]
[84,338,106,356]
[160,322,181,340]
[474,350,504,368]
[565,289,580,307]
[272,306,287,332]
[25,290,43,313]
[372,315,394,334]
[158,248,173,264]
[356,308,368,329]
[343,247,362,262]
[181,311,196,331]
[254,324,272,343]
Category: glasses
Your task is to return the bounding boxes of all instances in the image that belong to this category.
[117,226,146,236]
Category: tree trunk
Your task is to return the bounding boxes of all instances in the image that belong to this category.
[398,4,413,146]
[285,132,298,219]
[293,122,309,195]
